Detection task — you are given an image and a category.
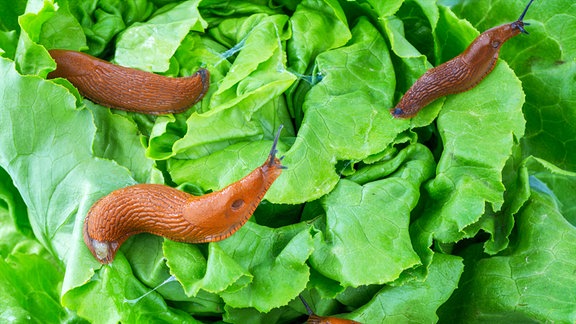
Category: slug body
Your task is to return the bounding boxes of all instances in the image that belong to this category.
[299,295,361,324]
[307,315,360,324]
[391,0,534,118]
[48,49,209,114]
[84,127,285,263]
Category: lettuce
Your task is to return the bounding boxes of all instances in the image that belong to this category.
[1,0,575,323]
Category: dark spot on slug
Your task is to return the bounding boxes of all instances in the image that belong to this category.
[231,199,245,210]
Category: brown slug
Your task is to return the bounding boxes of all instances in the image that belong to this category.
[84,126,285,264]
[47,49,210,114]
[299,295,361,324]
[391,0,534,118]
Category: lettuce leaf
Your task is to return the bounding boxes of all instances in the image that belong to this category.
[1,0,574,323]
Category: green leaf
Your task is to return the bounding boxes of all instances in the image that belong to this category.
[438,189,576,323]
[446,0,576,172]
[311,144,435,287]
[39,0,87,51]
[0,253,76,323]
[67,0,155,56]
[0,168,81,323]
[169,14,296,160]
[164,240,252,297]
[412,5,526,261]
[114,0,207,72]
[287,0,350,75]
[15,0,57,76]
[349,253,464,323]
[522,62,576,171]
[216,222,315,312]
[286,0,351,125]
[89,103,160,184]
[467,144,531,255]
[0,167,30,237]
[268,17,401,203]
[63,254,198,323]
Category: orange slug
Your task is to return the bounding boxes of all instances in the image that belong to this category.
[84,126,285,264]
[391,0,534,118]
[47,49,209,114]
[299,295,361,324]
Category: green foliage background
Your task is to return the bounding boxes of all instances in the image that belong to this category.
[1,0,574,322]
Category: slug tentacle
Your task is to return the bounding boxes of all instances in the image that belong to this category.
[298,294,361,324]
[47,49,210,114]
[391,0,534,118]
[84,126,285,264]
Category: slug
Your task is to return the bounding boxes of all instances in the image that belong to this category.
[391,0,534,118]
[47,49,210,114]
[84,126,285,264]
[299,295,361,324]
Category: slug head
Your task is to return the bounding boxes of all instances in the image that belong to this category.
[83,220,119,264]
[179,125,286,242]
[391,106,415,118]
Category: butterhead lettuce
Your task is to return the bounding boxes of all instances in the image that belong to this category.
[1,0,575,323]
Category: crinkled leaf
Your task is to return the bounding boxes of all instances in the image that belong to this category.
[164,240,252,297]
[0,252,75,323]
[268,17,399,203]
[169,14,296,160]
[521,62,576,171]
[413,29,525,267]
[286,0,351,124]
[350,253,464,323]
[39,0,87,51]
[287,0,350,75]
[0,169,80,323]
[216,222,315,312]
[114,0,207,72]
[439,188,576,322]
[311,144,435,287]
[89,103,160,184]
[15,0,57,76]
[63,254,198,323]
[465,144,531,255]
[67,0,155,56]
